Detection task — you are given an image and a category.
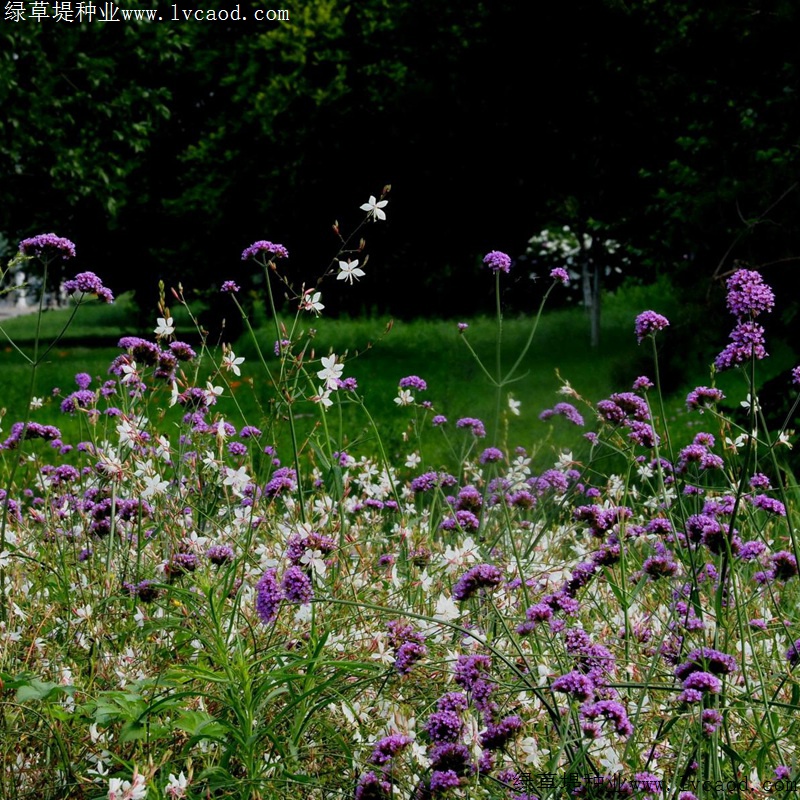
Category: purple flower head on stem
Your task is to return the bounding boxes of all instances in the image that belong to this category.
[426,710,464,743]
[369,734,412,765]
[550,267,570,286]
[456,417,486,438]
[207,544,235,565]
[63,271,114,303]
[282,565,314,604]
[452,563,504,601]
[19,233,76,260]
[714,320,768,370]
[480,447,504,464]
[483,250,512,273]
[726,269,774,318]
[255,568,283,624]
[242,240,289,261]
[221,280,240,293]
[539,402,584,426]
[635,311,670,344]
[399,375,427,391]
[551,670,595,702]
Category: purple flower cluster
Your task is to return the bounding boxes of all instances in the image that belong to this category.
[19,233,76,260]
[1,421,62,451]
[552,670,595,702]
[241,240,289,261]
[550,267,570,286]
[686,386,725,411]
[399,375,427,391]
[63,271,114,303]
[483,250,512,273]
[580,700,634,737]
[282,565,314,604]
[410,471,457,493]
[387,619,427,675]
[456,417,486,438]
[725,269,775,317]
[714,269,775,370]
[678,670,722,703]
[255,568,283,625]
[369,734,411,765]
[207,544,235,565]
[354,771,392,800]
[635,310,669,343]
[539,402,584,427]
[714,321,768,370]
[221,280,240,293]
[479,447,504,464]
[452,563,504,601]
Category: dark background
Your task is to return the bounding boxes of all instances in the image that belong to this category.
[3,0,800,328]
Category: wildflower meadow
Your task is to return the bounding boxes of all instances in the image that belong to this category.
[2,192,800,800]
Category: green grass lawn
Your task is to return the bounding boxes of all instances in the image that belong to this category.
[1,284,794,473]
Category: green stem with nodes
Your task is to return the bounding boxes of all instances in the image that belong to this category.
[461,276,564,446]
[259,259,306,524]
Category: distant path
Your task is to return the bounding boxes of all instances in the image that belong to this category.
[0,300,46,321]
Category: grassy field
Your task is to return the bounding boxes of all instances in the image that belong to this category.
[1,283,795,471]
[1,289,663,466]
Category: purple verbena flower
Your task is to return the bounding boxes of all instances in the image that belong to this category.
[282,565,314,604]
[241,240,289,261]
[539,402,584,426]
[479,447,504,464]
[452,563,503,601]
[63,271,114,303]
[221,280,240,293]
[580,700,633,737]
[480,715,523,750]
[635,311,670,343]
[725,269,774,318]
[483,250,512,273]
[430,770,461,792]
[551,670,595,702]
[426,710,464,743]
[550,267,570,286]
[19,233,76,260]
[369,734,411,765]
[207,544,235,565]
[255,568,283,624]
[456,417,486,437]
[399,375,427,391]
[714,320,768,370]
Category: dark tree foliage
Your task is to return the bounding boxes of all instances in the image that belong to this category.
[2,0,799,331]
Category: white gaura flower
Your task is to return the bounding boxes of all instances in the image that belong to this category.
[360,195,388,221]
[507,395,521,416]
[394,389,414,406]
[120,360,139,385]
[204,381,224,404]
[434,595,461,622]
[311,386,334,409]
[317,354,344,390]
[222,348,245,376]
[141,474,169,499]
[223,465,251,495]
[337,259,365,284]
[300,289,324,315]
[166,771,188,799]
[29,396,44,410]
[154,316,174,337]
[405,452,421,468]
